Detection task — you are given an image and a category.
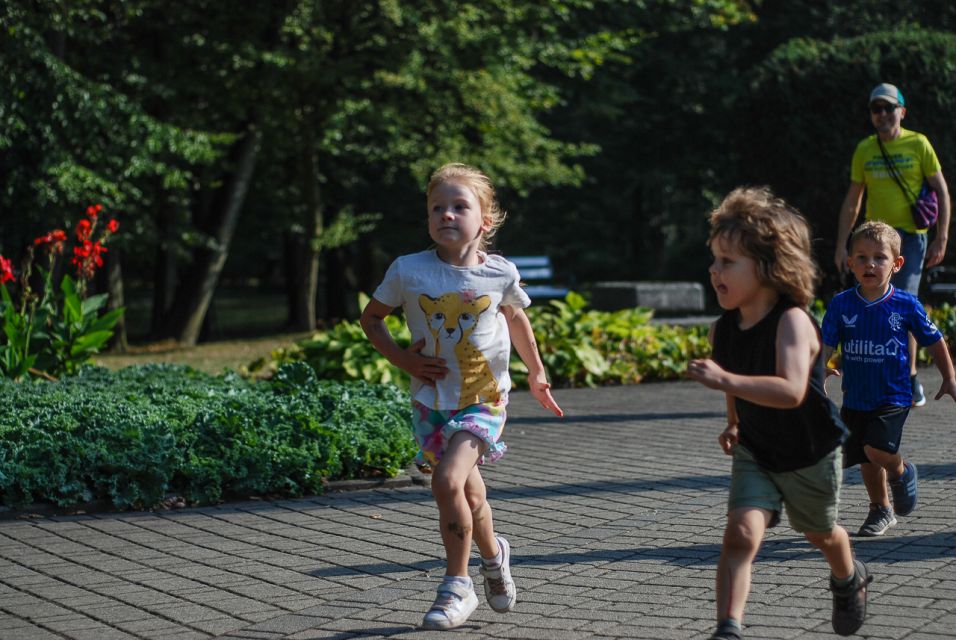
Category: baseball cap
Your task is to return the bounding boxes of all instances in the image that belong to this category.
[869,83,905,107]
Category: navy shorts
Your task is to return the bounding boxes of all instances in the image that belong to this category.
[840,405,909,467]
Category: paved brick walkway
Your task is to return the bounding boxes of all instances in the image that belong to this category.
[2,368,955,639]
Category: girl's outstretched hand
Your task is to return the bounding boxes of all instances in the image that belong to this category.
[718,423,739,455]
[687,358,727,390]
[528,372,564,417]
[935,377,956,402]
[400,338,447,386]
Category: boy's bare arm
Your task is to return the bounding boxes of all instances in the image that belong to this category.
[360,298,446,385]
[689,308,815,409]
[725,394,738,426]
[926,338,956,402]
[719,394,739,455]
[503,305,563,417]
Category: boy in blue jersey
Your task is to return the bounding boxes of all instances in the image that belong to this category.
[823,221,956,537]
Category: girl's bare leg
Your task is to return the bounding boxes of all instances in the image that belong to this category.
[431,432,486,576]
[465,465,498,559]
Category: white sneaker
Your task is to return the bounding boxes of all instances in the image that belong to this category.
[421,579,478,630]
[479,535,516,613]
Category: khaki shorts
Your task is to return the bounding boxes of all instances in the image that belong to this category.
[728,445,842,533]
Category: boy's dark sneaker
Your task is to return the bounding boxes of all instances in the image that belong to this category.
[889,462,918,516]
[708,620,742,640]
[856,505,897,537]
[831,559,872,636]
[911,374,926,407]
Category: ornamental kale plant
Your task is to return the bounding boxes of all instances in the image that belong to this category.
[0,363,416,510]
[0,205,123,380]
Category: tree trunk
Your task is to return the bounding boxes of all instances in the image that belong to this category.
[166,123,262,346]
[106,246,128,352]
[286,144,323,331]
[150,198,177,338]
[283,231,306,327]
[324,247,359,321]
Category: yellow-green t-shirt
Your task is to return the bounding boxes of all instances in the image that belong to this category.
[850,128,941,233]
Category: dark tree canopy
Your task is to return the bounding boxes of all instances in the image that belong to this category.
[2,0,954,343]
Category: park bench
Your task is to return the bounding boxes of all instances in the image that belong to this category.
[925,266,956,305]
[589,280,706,314]
[508,255,570,301]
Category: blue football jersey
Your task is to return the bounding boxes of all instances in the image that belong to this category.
[821,285,942,410]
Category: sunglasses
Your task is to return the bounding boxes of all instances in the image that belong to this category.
[870,104,899,115]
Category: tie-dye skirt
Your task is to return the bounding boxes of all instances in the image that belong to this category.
[411,399,508,470]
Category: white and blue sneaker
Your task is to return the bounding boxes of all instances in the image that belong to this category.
[479,535,516,613]
[421,578,478,630]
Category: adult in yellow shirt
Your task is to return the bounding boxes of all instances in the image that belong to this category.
[835,83,951,407]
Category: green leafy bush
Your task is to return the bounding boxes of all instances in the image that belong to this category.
[923,302,956,365]
[249,292,712,388]
[1,205,123,380]
[246,293,412,385]
[0,362,415,510]
[521,293,711,387]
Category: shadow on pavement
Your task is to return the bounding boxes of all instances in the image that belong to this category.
[509,410,725,425]
[307,527,956,580]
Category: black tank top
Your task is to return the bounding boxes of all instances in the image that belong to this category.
[712,298,847,472]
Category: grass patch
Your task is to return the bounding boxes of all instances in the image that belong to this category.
[93,332,311,375]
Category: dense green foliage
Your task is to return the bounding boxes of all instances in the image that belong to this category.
[521,293,711,386]
[249,292,711,388]
[925,303,956,364]
[3,1,956,339]
[1,207,124,380]
[0,363,415,509]
[249,295,956,386]
[1,0,754,337]
[1,274,123,380]
[742,28,956,289]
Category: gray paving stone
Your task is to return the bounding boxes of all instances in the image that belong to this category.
[0,625,65,640]
[3,373,956,639]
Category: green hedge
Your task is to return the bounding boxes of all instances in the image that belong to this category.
[248,295,956,387]
[925,302,956,364]
[248,292,713,388]
[0,362,416,510]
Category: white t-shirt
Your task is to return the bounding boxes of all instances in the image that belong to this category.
[372,250,531,410]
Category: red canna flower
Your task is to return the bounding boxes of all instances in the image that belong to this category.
[68,206,120,279]
[33,229,68,254]
[71,240,108,279]
[0,255,13,284]
[76,219,92,242]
